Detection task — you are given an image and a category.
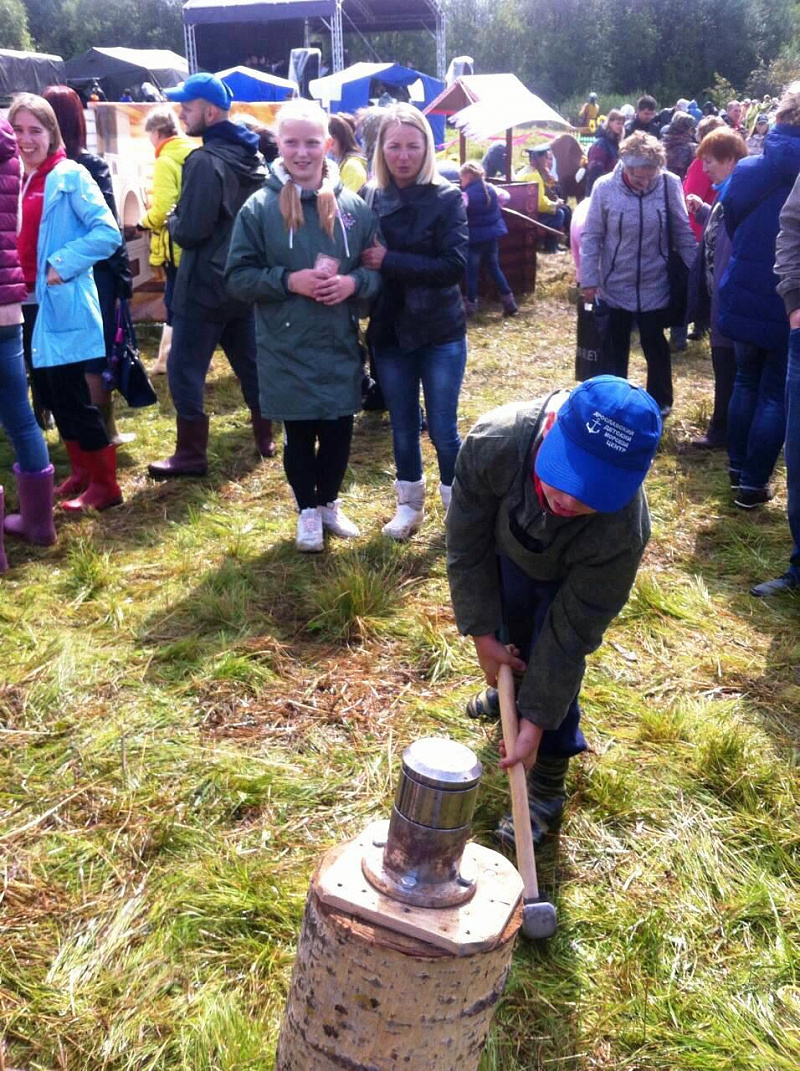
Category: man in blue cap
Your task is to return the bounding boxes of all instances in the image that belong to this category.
[446,376,662,848]
[148,73,275,478]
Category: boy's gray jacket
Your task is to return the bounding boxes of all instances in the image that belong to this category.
[580,163,696,312]
[775,169,800,315]
[446,397,651,731]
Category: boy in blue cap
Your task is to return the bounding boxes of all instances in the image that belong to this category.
[446,376,662,847]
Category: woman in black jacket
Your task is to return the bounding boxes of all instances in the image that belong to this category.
[362,103,468,540]
[43,85,133,444]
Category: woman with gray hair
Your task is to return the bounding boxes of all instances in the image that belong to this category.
[580,131,696,414]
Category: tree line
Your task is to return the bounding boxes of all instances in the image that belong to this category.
[0,0,798,106]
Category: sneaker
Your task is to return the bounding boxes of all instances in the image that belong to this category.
[734,486,774,510]
[750,572,799,597]
[319,500,360,538]
[296,507,324,552]
[659,405,673,418]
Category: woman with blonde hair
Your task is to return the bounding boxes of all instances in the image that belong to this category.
[459,160,516,317]
[361,103,468,539]
[10,93,123,512]
[225,99,381,552]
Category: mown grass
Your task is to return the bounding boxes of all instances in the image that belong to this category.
[1,257,799,1070]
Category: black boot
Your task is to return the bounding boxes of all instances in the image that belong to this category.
[495,755,569,849]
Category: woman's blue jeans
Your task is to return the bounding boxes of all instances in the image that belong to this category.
[466,240,511,301]
[373,337,467,485]
[0,324,50,472]
[786,330,800,582]
[727,342,788,488]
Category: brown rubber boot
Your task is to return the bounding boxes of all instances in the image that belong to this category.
[148,416,209,478]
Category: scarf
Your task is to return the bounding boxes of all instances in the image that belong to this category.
[18,149,66,288]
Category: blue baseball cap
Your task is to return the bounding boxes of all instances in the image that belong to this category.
[165,73,234,111]
[535,376,662,512]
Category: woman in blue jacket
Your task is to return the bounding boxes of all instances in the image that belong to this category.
[10,94,123,513]
[718,85,800,509]
[460,161,517,317]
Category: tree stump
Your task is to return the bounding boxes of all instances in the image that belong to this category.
[276,843,522,1070]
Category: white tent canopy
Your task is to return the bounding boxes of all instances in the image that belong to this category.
[448,74,568,140]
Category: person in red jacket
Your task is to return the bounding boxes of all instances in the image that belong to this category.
[0,116,55,570]
[683,115,725,241]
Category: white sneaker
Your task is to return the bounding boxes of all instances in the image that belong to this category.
[296,507,324,552]
[319,500,360,538]
[382,478,426,541]
[439,482,452,514]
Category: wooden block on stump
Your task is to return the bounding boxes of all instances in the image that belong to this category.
[275,828,523,1071]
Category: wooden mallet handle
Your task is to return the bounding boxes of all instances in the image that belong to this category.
[497,664,540,901]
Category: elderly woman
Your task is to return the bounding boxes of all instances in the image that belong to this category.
[580,131,696,415]
[138,106,194,373]
[685,128,749,449]
[718,83,800,508]
[361,103,468,539]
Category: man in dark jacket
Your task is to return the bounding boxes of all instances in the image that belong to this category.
[148,73,273,479]
[717,84,800,508]
[624,95,662,139]
[447,376,662,848]
[751,169,800,595]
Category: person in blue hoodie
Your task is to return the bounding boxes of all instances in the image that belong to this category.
[717,84,800,509]
[147,74,274,479]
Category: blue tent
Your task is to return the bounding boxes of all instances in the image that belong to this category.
[310,62,444,144]
[216,65,297,102]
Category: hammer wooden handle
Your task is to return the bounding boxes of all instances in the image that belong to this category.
[497,664,540,901]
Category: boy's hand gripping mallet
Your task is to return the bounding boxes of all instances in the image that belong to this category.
[497,664,558,939]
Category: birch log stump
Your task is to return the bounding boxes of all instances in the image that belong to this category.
[275,873,521,1070]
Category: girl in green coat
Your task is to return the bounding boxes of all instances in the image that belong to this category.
[226,101,381,552]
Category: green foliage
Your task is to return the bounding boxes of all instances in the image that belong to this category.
[0,0,32,50]
[22,0,185,58]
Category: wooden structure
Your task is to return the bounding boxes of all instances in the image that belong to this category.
[275,821,523,1069]
[425,74,571,296]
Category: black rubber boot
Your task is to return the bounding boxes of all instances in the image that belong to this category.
[495,755,569,849]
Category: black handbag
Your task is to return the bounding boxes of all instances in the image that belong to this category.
[108,300,157,408]
[663,176,690,327]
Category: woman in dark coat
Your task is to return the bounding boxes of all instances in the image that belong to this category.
[585,109,625,194]
[361,103,468,540]
[43,85,132,444]
[717,85,800,508]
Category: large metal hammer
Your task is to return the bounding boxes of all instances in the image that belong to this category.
[497,664,558,939]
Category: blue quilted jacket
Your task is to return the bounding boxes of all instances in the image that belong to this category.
[718,124,800,351]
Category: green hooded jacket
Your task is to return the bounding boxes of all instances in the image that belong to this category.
[225,159,381,421]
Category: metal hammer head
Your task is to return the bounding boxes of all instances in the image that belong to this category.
[521,896,558,939]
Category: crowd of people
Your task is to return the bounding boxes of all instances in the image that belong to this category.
[0,70,796,859]
[574,84,799,597]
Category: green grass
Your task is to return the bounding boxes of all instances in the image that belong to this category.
[1,256,799,1070]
